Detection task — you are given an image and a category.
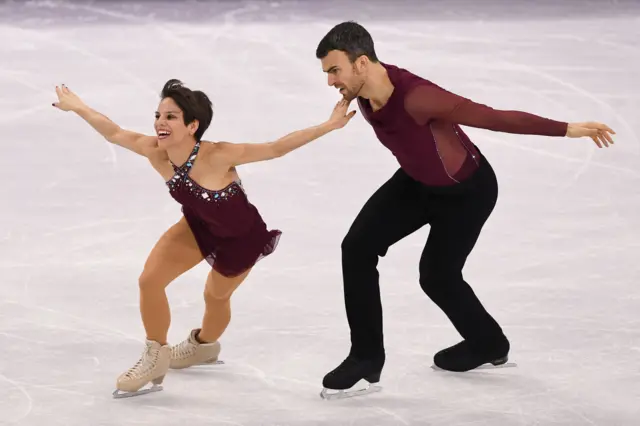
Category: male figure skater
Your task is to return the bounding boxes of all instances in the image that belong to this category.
[315,21,615,399]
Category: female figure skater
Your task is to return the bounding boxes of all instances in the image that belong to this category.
[52,80,356,397]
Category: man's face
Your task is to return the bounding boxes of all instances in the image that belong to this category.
[321,50,366,101]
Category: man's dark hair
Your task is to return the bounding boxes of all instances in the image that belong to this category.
[315,21,379,63]
[160,79,213,141]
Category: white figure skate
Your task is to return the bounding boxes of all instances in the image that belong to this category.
[112,340,171,399]
[170,328,223,369]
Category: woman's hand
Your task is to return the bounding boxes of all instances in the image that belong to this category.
[328,98,357,129]
[52,84,87,113]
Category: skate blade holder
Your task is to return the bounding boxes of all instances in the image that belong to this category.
[112,383,163,399]
[431,361,517,372]
[190,359,225,368]
[320,382,382,400]
[201,359,224,365]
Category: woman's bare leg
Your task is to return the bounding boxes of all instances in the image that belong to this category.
[138,216,203,344]
[197,268,251,343]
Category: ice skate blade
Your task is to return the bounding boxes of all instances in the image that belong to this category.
[169,359,224,370]
[190,359,224,367]
[320,384,382,400]
[431,362,517,372]
[112,384,163,399]
[201,359,224,365]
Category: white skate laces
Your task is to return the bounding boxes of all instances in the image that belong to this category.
[169,329,223,369]
[112,340,170,399]
[171,338,197,361]
[113,332,223,399]
[124,341,162,380]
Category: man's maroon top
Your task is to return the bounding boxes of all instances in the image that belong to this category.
[356,63,568,186]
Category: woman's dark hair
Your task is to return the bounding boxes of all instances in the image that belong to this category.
[160,79,213,141]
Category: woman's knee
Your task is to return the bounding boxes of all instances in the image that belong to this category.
[203,284,231,305]
[203,268,249,305]
[138,267,170,293]
[138,270,156,292]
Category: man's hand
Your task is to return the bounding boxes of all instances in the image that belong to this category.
[566,122,615,148]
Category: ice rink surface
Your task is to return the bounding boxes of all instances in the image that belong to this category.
[1,0,639,424]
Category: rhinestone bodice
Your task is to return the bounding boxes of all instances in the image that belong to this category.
[166,141,259,237]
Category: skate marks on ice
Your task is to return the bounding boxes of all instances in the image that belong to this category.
[0,373,33,424]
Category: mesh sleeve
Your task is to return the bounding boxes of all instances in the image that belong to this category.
[404,84,568,137]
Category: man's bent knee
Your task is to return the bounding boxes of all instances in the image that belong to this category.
[419,263,463,298]
[341,230,389,258]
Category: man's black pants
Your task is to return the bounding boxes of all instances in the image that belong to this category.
[341,155,506,359]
